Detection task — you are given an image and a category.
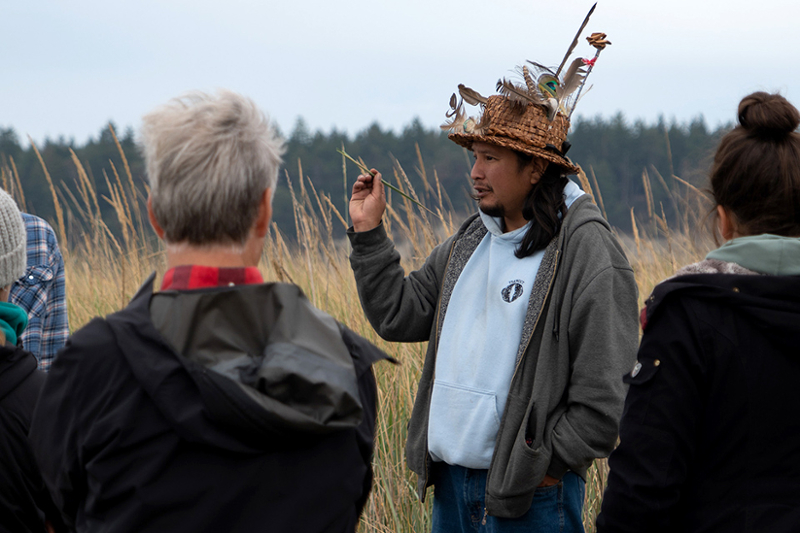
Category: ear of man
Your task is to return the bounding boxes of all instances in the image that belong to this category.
[529,158,549,186]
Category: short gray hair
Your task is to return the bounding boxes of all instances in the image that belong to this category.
[141,90,285,245]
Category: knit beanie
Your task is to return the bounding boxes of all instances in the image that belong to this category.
[0,189,26,288]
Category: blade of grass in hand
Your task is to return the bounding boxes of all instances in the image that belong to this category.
[337,148,437,215]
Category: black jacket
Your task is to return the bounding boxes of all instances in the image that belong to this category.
[597,273,800,532]
[29,275,391,533]
[0,343,63,533]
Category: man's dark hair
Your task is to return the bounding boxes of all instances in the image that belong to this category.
[515,152,569,258]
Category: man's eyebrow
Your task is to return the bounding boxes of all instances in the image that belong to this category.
[473,146,498,155]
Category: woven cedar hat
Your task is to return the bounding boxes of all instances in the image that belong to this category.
[441,4,610,176]
[448,96,578,174]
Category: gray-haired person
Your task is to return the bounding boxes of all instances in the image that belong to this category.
[29,90,391,533]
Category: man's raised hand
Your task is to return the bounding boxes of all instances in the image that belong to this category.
[349,169,386,232]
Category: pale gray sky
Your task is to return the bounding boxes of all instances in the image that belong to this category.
[2,0,798,144]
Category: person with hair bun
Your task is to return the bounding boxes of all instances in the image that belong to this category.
[596,91,800,532]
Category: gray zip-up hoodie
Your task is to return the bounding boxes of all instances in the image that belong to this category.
[348,195,639,518]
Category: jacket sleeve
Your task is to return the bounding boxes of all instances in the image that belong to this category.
[548,235,640,480]
[39,231,69,368]
[29,318,113,529]
[12,214,69,371]
[338,324,395,517]
[348,223,451,343]
[595,300,703,533]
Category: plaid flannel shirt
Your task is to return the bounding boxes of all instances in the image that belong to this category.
[161,265,264,290]
[10,214,69,371]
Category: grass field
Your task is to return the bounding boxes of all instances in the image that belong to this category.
[1,133,716,532]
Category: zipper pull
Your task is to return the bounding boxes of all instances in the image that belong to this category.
[481,507,488,525]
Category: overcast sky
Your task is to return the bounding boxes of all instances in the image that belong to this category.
[3,0,798,145]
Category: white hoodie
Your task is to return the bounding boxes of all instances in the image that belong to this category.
[428,180,584,469]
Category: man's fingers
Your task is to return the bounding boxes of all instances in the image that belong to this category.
[351,170,386,203]
[351,174,373,194]
[369,171,383,195]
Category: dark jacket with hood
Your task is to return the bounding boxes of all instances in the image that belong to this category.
[597,258,800,532]
[29,275,390,533]
[0,343,63,533]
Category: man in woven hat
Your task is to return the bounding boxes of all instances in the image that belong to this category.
[29,90,391,533]
[348,69,638,528]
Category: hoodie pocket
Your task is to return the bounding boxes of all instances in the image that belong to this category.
[427,380,501,469]
[488,401,552,499]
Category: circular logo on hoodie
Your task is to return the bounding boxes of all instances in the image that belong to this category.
[501,280,524,303]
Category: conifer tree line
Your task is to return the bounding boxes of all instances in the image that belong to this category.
[0,114,728,242]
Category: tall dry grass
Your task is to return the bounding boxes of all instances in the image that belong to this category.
[0,128,715,532]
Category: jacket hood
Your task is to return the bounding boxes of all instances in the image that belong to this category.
[478,179,586,240]
[104,274,386,453]
[706,234,800,276]
[457,183,603,244]
[457,193,614,346]
[0,344,37,402]
[559,193,611,241]
[647,273,800,351]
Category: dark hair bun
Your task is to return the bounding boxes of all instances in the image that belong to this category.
[737,92,800,137]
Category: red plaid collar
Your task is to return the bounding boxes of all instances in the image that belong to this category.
[161,265,264,291]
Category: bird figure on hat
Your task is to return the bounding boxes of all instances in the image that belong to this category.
[442,3,610,132]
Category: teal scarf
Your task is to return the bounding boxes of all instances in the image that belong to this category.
[0,301,28,346]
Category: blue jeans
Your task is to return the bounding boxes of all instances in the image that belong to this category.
[430,463,585,533]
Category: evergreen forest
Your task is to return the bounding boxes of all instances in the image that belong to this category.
[0,113,729,244]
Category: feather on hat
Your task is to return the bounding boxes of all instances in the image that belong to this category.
[442,3,609,175]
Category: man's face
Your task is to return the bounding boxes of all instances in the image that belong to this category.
[470,142,545,230]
